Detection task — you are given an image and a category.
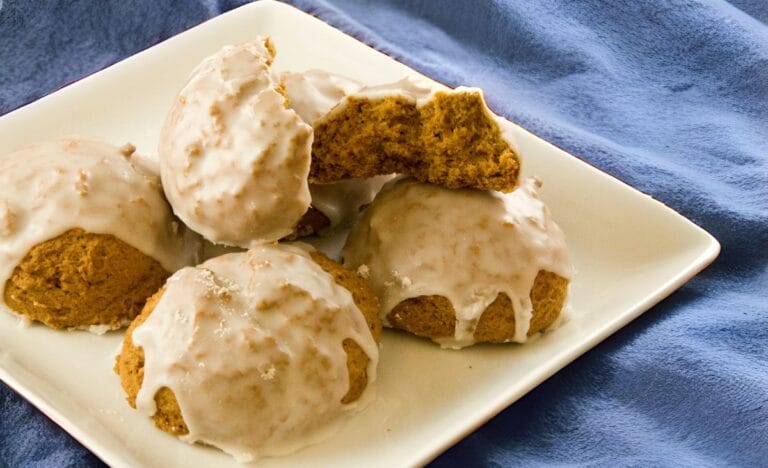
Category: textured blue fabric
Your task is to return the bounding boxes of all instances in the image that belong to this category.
[1,0,766,466]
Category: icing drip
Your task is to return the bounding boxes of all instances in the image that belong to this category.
[343,178,573,348]
[132,243,378,462]
[159,39,312,247]
[0,137,201,303]
[308,176,394,230]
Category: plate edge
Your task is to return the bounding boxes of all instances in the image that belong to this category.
[410,234,720,466]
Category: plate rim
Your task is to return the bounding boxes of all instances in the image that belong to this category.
[414,234,719,466]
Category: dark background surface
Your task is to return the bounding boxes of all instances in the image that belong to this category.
[1,0,767,466]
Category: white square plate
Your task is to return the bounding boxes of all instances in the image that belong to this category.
[0,2,719,466]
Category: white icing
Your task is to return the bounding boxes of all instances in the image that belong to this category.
[159,39,312,247]
[0,137,201,308]
[347,75,447,105]
[343,177,573,349]
[281,69,396,230]
[318,75,487,119]
[87,324,113,335]
[309,176,395,230]
[132,243,379,462]
[280,69,364,125]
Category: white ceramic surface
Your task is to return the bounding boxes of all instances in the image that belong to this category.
[0,2,719,467]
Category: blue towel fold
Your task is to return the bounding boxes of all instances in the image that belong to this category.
[1,0,766,466]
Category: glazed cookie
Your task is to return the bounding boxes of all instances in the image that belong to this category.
[115,243,381,462]
[159,38,312,247]
[281,69,394,235]
[343,177,573,349]
[310,76,521,192]
[0,138,201,331]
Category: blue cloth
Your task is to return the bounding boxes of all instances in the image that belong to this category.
[1,0,766,466]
